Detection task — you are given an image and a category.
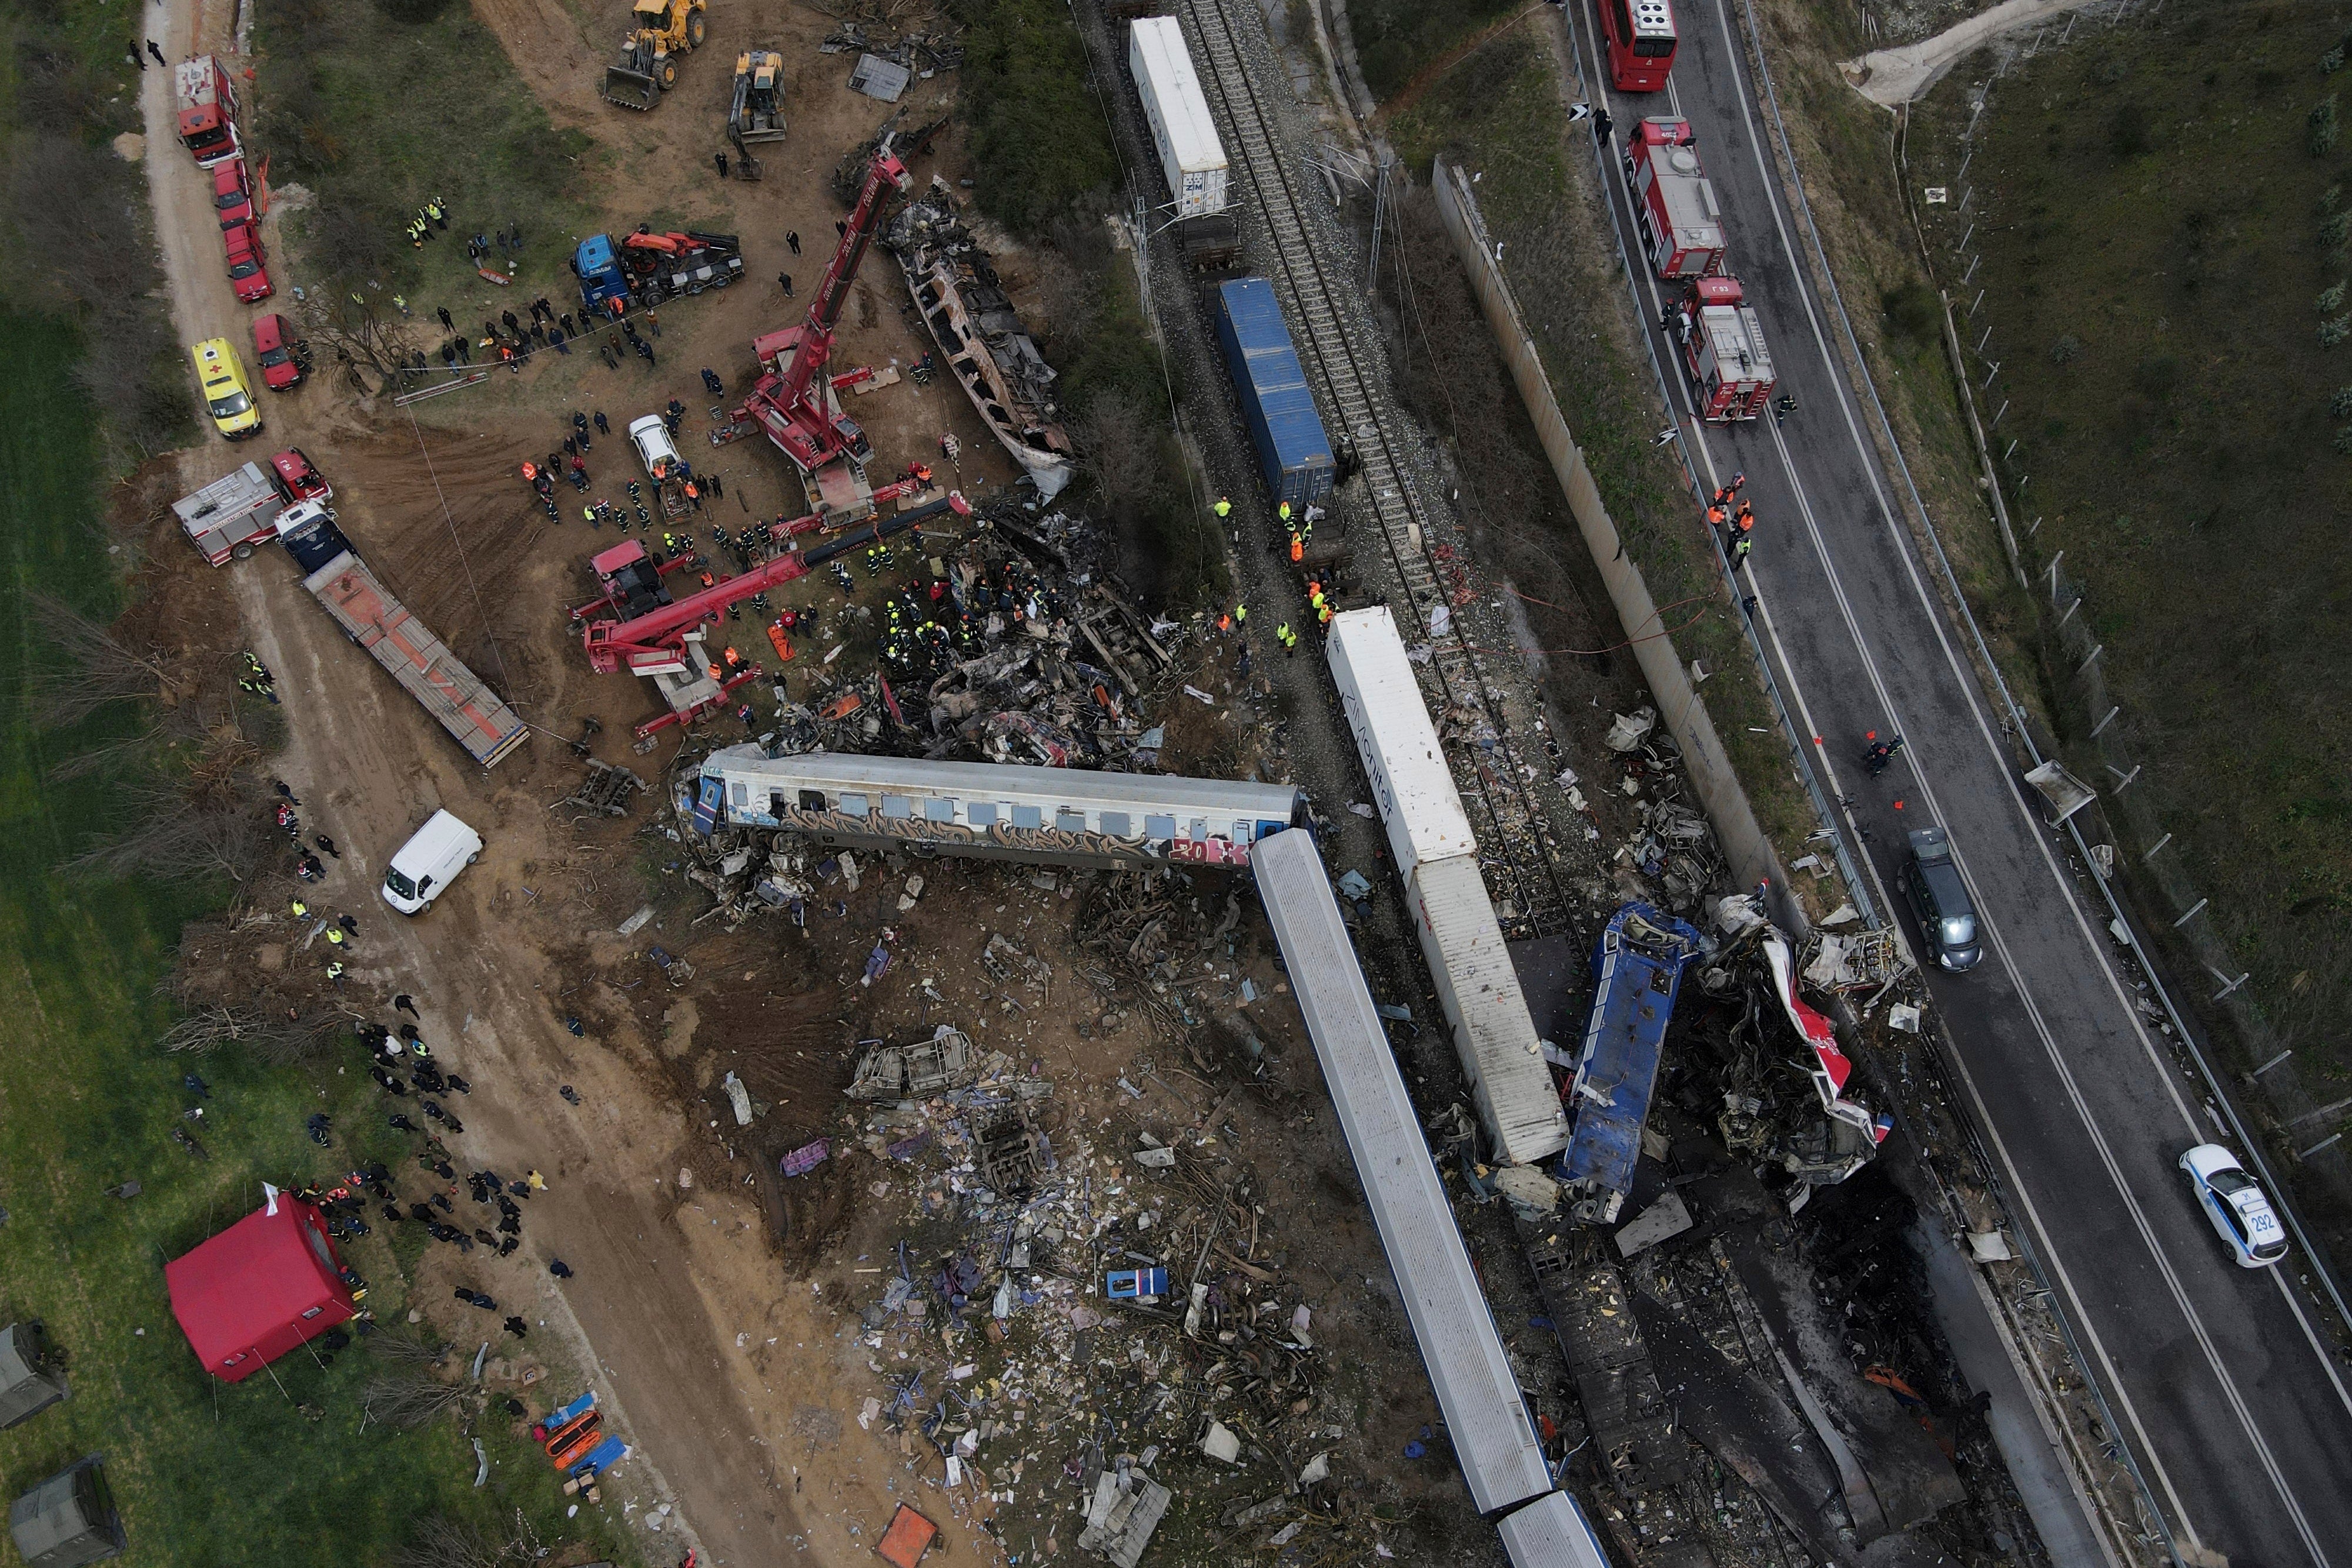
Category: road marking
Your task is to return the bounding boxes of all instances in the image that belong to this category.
[1700,1,2338,1557]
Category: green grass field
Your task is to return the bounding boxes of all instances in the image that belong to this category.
[1906,4,2352,1086]
[255,0,597,305]
[0,316,629,1566]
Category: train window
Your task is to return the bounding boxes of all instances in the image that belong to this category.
[967,803,998,826]
[840,793,868,817]
[1231,820,1254,842]
[924,798,956,823]
[1145,814,1177,840]
[1190,819,1208,841]
[1099,811,1131,837]
[1057,810,1087,833]
[881,795,913,820]
[1012,804,1044,830]
[798,790,826,811]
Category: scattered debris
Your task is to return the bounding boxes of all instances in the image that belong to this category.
[848,1027,977,1101]
[553,758,645,819]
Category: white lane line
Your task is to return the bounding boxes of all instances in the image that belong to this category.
[1708,2,2338,1556]
[2274,1266,2352,1422]
[1583,0,2342,1538]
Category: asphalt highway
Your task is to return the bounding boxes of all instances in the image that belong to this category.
[1549,2,2352,1562]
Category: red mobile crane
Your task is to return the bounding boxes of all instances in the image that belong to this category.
[578,491,968,735]
[733,148,913,520]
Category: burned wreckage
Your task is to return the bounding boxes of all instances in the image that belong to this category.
[887,179,1077,499]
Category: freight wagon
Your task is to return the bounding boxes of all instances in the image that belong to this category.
[1324,607,1569,1165]
[1126,18,1241,268]
[1212,278,1334,513]
[1252,832,1615,1568]
[276,502,529,768]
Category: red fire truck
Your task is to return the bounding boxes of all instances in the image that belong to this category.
[1598,0,1678,92]
[1623,118,1723,279]
[173,55,242,169]
[1675,276,1777,422]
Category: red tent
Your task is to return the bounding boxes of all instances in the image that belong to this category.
[165,1200,358,1382]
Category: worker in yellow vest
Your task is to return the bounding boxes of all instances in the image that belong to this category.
[1213,496,1232,520]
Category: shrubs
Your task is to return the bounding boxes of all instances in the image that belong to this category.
[2311,93,2340,157]
[1879,280,1940,346]
[951,0,1118,236]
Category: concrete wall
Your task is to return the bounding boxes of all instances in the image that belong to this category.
[1431,159,1782,899]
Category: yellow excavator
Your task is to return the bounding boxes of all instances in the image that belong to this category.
[603,0,707,111]
[725,50,787,177]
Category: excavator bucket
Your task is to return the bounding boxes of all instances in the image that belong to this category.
[604,65,660,110]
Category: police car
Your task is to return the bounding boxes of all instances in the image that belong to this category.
[2179,1144,2288,1269]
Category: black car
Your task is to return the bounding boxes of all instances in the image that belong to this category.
[1900,827,1983,972]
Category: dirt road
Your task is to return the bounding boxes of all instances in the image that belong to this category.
[129,3,946,1562]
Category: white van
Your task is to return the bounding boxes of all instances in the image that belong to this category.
[381,810,483,914]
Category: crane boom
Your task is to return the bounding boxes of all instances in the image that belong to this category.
[582,492,967,673]
[732,149,911,479]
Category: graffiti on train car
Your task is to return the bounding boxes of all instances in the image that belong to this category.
[753,804,1247,865]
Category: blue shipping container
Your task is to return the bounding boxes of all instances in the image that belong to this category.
[1213,278,1334,511]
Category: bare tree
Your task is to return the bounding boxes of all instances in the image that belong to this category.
[29,594,188,729]
[158,1005,347,1065]
[62,789,270,885]
[1070,387,1161,517]
[363,1373,472,1432]
[390,1514,510,1568]
[303,292,426,398]
[365,1329,450,1369]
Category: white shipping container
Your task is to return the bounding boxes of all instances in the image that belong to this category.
[1325,607,1476,880]
[1406,855,1570,1165]
[1128,18,1230,220]
[1252,830,1555,1514]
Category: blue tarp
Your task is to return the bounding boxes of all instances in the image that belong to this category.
[1559,903,1703,1196]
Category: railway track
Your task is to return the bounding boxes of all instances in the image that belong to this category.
[1181,0,1578,940]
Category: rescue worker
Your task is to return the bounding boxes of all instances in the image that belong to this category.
[1217,611,1232,634]
[1232,603,1248,628]
[1277,621,1294,657]
[1213,496,1232,520]
[1289,533,1304,563]
[1278,500,1292,527]
[291,898,309,919]
[326,961,346,986]
[326,927,345,948]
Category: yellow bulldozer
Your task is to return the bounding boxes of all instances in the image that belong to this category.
[604,0,707,111]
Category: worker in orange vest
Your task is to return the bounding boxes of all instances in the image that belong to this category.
[1217,612,1232,633]
[1288,533,1304,563]
[723,644,743,668]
